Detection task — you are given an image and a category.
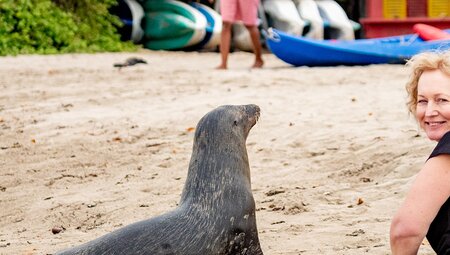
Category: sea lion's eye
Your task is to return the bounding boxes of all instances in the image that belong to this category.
[233,120,238,126]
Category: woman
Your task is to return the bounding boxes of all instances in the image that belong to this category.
[391,50,450,254]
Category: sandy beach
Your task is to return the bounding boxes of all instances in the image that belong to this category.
[0,50,437,254]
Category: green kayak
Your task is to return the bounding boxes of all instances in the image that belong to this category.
[142,0,206,50]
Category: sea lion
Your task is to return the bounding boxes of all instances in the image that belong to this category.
[55,104,264,255]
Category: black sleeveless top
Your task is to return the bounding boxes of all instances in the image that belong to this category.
[426,131,450,254]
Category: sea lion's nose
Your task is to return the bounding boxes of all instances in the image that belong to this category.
[244,104,260,116]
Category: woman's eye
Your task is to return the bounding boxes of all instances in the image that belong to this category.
[438,98,449,103]
[417,99,427,104]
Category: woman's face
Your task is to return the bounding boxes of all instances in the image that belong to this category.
[416,69,450,141]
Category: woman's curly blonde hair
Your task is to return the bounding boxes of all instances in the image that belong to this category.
[405,50,450,115]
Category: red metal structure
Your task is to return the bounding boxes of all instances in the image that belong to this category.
[360,0,450,38]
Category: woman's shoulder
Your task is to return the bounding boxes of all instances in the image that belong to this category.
[430,131,450,159]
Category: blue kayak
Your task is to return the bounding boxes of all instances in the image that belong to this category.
[265,28,450,66]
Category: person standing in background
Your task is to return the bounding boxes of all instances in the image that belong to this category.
[210,0,264,69]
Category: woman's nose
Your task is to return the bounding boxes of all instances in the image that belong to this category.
[425,102,439,116]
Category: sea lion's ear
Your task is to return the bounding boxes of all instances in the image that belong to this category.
[194,129,208,150]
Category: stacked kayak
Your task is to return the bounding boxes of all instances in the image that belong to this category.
[142,0,221,50]
[111,0,145,43]
[261,0,359,40]
[262,0,306,36]
[142,0,206,50]
[315,0,355,40]
[265,28,450,67]
[188,2,222,50]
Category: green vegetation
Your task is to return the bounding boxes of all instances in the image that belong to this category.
[0,0,137,56]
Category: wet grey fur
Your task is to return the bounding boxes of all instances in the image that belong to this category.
[55,104,264,255]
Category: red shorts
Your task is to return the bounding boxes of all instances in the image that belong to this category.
[220,0,260,26]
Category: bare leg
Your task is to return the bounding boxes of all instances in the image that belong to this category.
[245,25,264,68]
[216,22,233,70]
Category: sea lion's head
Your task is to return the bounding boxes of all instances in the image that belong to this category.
[194,104,260,147]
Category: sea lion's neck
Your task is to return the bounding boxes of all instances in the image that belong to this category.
[179,141,252,205]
